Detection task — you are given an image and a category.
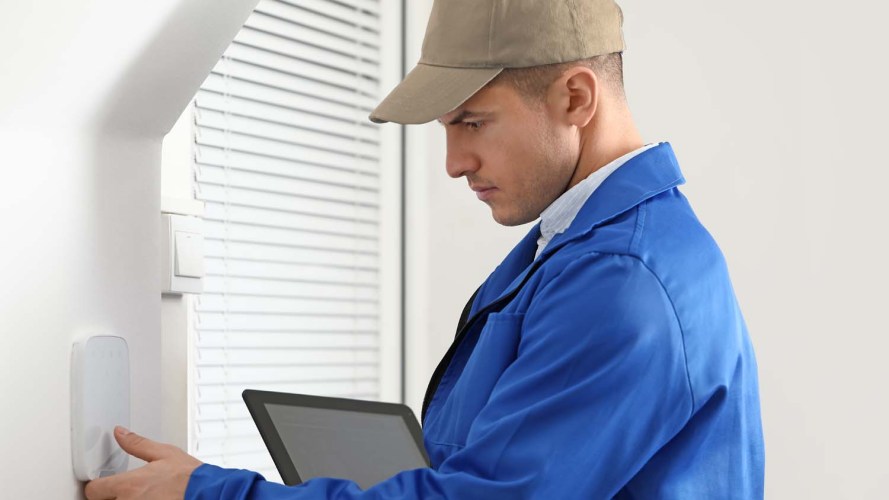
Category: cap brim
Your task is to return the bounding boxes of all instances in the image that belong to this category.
[369,63,503,125]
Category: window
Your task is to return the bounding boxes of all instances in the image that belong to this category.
[185,0,403,482]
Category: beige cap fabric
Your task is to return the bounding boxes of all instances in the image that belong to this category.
[370,0,625,124]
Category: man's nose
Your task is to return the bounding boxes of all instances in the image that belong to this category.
[445,137,480,179]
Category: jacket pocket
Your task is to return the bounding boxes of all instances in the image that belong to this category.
[423,312,525,456]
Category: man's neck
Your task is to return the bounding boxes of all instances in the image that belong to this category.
[567,109,643,190]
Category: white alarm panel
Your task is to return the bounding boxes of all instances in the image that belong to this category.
[71,335,130,481]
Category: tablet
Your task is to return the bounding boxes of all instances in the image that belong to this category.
[243,389,431,489]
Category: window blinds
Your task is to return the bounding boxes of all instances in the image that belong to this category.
[189,0,395,483]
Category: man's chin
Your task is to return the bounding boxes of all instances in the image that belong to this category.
[491,208,538,227]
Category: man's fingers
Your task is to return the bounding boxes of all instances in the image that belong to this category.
[114,426,170,463]
[84,469,131,500]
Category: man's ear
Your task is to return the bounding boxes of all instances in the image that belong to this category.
[549,67,598,128]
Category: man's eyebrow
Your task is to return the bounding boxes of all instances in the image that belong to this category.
[442,110,487,126]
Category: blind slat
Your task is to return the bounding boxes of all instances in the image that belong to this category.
[193,435,264,456]
[197,184,380,222]
[246,11,379,62]
[195,313,378,332]
[203,239,379,268]
[201,73,371,123]
[204,203,378,242]
[194,143,380,189]
[223,42,378,96]
[270,0,380,32]
[197,358,378,376]
[196,418,258,437]
[257,2,379,47]
[196,381,380,404]
[208,58,377,110]
[194,390,379,423]
[203,220,378,254]
[205,257,378,285]
[196,349,378,367]
[196,127,378,172]
[202,276,379,301]
[195,89,379,142]
[195,337,379,355]
[236,27,379,77]
[323,0,381,16]
[195,108,379,159]
[197,166,379,207]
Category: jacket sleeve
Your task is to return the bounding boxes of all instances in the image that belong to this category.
[185,252,694,499]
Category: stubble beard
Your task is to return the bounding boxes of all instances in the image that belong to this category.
[496,124,575,227]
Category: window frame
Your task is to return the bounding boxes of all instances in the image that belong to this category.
[159,0,405,469]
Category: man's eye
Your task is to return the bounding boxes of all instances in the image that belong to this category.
[464,121,483,130]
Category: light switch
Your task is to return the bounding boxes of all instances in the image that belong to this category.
[174,231,204,278]
[162,214,203,294]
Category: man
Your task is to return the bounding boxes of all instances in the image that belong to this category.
[86,0,765,498]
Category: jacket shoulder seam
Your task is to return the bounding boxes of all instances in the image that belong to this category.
[628,202,647,254]
[561,250,697,419]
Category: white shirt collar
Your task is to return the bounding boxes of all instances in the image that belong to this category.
[535,142,661,259]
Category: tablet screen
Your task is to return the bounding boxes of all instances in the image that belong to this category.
[265,403,429,489]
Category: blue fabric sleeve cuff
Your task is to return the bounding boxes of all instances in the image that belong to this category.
[185,463,267,500]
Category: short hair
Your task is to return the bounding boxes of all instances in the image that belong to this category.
[493,52,625,104]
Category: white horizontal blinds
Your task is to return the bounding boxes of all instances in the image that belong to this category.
[190,0,384,483]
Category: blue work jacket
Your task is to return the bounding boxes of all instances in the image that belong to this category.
[185,142,765,499]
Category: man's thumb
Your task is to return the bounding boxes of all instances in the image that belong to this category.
[114,426,169,462]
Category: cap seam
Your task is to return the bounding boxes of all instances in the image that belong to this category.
[417,60,506,70]
[487,0,497,62]
[568,0,588,55]
[617,4,628,51]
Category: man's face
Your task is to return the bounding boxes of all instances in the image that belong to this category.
[438,82,579,226]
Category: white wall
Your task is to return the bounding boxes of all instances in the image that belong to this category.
[0,1,255,496]
[625,1,889,497]
[403,0,889,498]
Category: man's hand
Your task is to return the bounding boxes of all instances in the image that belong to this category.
[84,426,203,500]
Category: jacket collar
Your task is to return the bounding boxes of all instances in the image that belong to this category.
[539,141,685,259]
[477,142,686,310]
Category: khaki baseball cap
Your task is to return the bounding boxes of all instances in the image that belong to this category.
[369,0,625,125]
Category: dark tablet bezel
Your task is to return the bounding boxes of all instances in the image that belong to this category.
[242,389,430,486]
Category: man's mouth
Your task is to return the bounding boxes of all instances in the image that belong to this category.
[471,185,498,201]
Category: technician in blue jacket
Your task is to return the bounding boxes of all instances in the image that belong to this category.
[85,0,765,498]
